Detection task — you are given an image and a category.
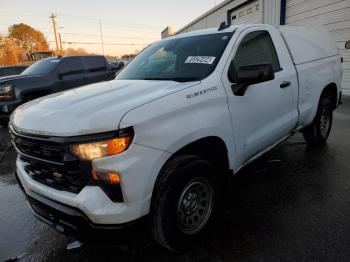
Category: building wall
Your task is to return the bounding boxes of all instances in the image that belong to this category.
[161,26,175,39]
[285,0,350,94]
[178,0,254,33]
[262,0,281,25]
[230,0,261,24]
[177,0,282,34]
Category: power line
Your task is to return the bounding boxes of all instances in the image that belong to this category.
[20,29,158,40]
[61,32,158,40]
[57,21,161,33]
[56,12,164,29]
[0,12,162,34]
[46,40,149,46]
[0,10,164,30]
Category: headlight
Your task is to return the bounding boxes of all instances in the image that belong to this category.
[0,84,14,100]
[70,133,133,161]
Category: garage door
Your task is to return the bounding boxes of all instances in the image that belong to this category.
[285,0,350,95]
[230,0,261,25]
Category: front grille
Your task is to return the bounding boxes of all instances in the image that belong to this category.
[12,135,65,162]
[10,126,124,202]
[10,128,88,194]
[22,158,86,194]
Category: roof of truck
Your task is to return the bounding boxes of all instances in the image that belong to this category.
[165,24,254,40]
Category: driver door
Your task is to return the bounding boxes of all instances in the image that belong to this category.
[57,57,87,91]
[222,28,298,166]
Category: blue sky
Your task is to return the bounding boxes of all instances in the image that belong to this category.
[0,0,224,56]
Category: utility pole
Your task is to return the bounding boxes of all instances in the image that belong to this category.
[58,33,63,54]
[49,13,59,53]
[99,19,105,56]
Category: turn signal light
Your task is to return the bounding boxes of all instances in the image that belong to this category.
[92,170,121,185]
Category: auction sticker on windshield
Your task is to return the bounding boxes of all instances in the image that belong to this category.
[185,56,216,65]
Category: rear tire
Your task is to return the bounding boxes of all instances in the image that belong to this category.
[302,96,333,145]
[151,155,220,251]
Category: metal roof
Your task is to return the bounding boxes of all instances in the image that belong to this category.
[176,0,235,33]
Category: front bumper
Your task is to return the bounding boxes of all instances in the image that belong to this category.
[15,171,144,238]
[15,141,170,225]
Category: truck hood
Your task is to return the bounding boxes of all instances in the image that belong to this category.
[0,74,47,84]
[11,79,199,136]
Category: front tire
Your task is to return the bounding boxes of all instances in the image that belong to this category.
[302,96,333,145]
[151,155,220,251]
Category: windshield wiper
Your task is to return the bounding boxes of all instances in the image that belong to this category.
[143,77,170,81]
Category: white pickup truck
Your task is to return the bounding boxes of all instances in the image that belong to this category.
[10,24,342,251]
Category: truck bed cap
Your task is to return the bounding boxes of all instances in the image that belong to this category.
[279,25,339,65]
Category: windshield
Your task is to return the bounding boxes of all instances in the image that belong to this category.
[21,58,60,75]
[116,32,234,82]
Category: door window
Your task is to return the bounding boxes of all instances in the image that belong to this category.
[83,57,107,72]
[232,30,281,72]
[59,58,85,75]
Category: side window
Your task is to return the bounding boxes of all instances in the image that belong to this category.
[84,57,107,72]
[232,30,281,72]
[59,58,85,75]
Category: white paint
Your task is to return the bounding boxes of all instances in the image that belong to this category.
[13,25,342,225]
[11,80,200,136]
[279,25,339,64]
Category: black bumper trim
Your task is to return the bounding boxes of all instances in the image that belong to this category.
[338,90,343,106]
[15,172,144,238]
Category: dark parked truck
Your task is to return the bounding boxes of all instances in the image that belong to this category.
[0,65,28,77]
[0,55,114,123]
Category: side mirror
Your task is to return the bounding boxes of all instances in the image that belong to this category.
[116,62,125,70]
[228,62,275,96]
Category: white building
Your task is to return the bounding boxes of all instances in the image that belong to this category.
[168,0,350,94]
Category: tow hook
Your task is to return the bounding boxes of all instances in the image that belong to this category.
[66,240,83,250]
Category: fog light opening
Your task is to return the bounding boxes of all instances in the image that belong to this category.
[91,170,120,185]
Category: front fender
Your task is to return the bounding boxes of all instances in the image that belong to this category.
[119,79,236,171]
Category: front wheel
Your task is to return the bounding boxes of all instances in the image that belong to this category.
[151,155,220,251]
[302,96,333,145]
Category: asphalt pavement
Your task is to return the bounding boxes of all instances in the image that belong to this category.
[0,97,350,262]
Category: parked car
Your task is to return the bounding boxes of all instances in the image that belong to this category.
[11,24,342,251]
[0,65,28,77]
[0,55,114,123]
[109,60,125,75]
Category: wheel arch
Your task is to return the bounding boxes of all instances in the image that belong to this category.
[319,82,338,110]
[150,136,231,206]
[170,136,230,173]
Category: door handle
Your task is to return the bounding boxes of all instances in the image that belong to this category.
[280,81,291,88]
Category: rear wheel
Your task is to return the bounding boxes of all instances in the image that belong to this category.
[303,96,333,145]
[151,155,220,251]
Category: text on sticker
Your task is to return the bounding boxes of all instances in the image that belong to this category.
[185,56,216,65]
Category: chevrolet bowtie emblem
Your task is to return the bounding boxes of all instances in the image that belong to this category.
[53,172,63,179]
